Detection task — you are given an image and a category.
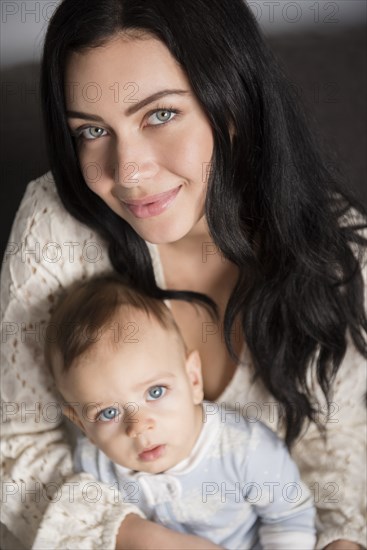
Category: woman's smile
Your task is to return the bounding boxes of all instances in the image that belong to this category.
[118,184,182,219]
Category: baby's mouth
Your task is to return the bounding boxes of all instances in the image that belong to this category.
[138,444,166,462]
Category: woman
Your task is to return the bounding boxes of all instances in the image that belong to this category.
[1,0,366,548]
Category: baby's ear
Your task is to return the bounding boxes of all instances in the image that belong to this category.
[185,350,204,405]
[62,404,85,433]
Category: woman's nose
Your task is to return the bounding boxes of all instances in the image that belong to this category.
[112,138,160,188]
[125,413,155,438]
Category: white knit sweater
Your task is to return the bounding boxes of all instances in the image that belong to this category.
[1,172,366,549]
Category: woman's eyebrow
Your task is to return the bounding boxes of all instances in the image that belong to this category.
[66,89,189,121]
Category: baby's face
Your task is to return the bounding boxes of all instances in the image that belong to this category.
[58,308,203,474]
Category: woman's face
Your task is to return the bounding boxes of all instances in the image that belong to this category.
[65,34,214,244]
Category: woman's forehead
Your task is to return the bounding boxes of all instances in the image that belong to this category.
[64,35,189,102]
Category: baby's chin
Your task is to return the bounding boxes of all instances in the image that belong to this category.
[122,463,170,475]
[119,454,179,475]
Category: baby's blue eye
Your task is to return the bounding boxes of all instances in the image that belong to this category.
[98,407,120,422]
[147,386,166,400]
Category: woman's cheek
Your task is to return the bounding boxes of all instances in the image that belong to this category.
[78,148,112,194]
[172,131,212,183]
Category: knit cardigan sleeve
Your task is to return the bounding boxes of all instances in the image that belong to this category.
[1,172,145,550]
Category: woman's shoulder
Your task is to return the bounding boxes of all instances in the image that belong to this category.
[8,171,102,243]
[343,203,367,289]
[334,199,367,294]
[1,171,112,302]
[337,199,367,241]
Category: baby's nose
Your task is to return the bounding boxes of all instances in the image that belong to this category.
[125,415,155,438]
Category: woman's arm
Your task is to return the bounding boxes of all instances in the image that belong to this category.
[325,542,362,550]
[1,173,142,549]
[292,308,367,547]
[116,514,223,550]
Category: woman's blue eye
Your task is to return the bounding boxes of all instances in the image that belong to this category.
[147,386,166,400]
[78,127,107,140]
[148,109,177,126]
[98,407,120,422]
[74,108,178,141]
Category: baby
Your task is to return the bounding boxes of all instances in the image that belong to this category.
[45,274,316,549]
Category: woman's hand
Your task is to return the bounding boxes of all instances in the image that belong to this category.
[324,541,362,550]
[115,513,223,550]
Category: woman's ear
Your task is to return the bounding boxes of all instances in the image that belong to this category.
[185,350,204,405]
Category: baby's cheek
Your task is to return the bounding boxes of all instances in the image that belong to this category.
[91,424,122,450]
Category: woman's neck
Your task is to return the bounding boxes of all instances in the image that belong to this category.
[160,215,214,256]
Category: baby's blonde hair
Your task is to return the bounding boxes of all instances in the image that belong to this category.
[45,274,184,376]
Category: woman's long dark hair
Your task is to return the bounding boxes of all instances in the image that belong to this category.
[40,0,367,446]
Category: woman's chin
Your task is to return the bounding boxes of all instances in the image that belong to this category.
[130,220,194,246]
[140,230,187,245]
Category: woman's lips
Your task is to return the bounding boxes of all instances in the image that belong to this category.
[122,186,181,219]
[138,444,166,462]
